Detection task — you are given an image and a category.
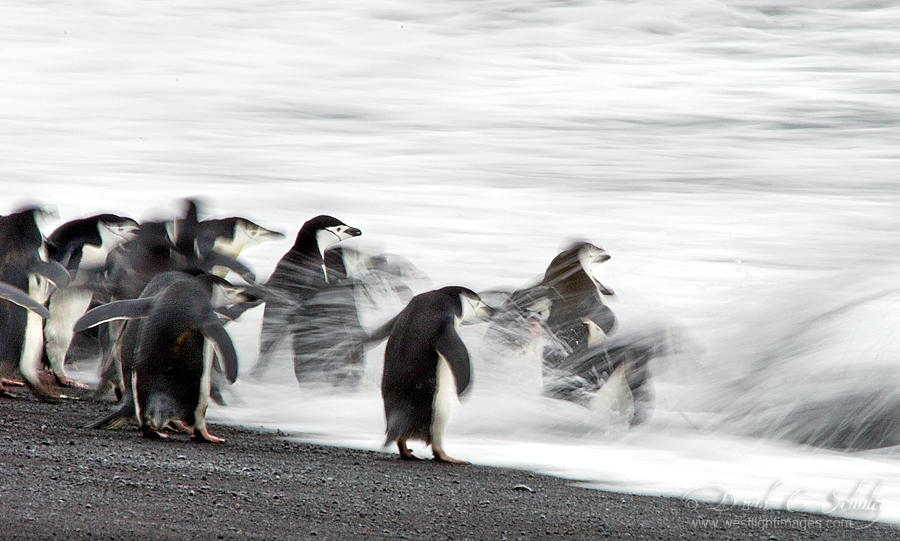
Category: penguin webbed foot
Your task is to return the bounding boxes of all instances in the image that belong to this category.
[141,426,170,440]
[0,377,25,387]
[397,440,420,461]
[432,448,469,465]
[53,374,90,390]
[192,426,226,444]
[25,379,61,403]
[168,420,194,435]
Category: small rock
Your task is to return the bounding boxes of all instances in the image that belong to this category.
[513,484,535,493]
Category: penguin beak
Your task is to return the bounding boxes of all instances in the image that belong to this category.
[325,226,362,243]
[236,284,271,303]
[251,225,285,241]
[479,304,497,320]
[107,221,140,241]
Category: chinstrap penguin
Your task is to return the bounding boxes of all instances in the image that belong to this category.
[76,272,254,441]
[377,286,494,463]
[253,215,361,379]
[0,206,70,398]
[43,213,139,387]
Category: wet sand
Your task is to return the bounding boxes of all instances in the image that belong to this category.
[0,390,896,540]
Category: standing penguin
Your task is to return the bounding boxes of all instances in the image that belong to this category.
[75,273,253,441]
[43,213,139,387]
[378,286,494,463]
[252,215,361,378]
[0,206,70,398]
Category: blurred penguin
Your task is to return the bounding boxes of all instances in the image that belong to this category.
[77,272,255,441]
[43,213,139,387]
[251,215,361,379]
[0,206,70,398]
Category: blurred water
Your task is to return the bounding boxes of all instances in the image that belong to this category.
[4,0,900,525]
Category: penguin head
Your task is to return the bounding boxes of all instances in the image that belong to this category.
[302,215,362,258]
[543,241,609,285]
[576,242,611,273]
[97,214,140,245]
[199,217,285,260]
[204,274,259,308]
[233,218,285,245]
[455,287,496,323]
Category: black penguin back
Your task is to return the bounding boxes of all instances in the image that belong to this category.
[381,288,466,443]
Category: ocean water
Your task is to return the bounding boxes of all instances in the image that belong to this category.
[3,0,900,526]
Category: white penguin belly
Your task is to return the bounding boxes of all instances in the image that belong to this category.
[583,318,608,348]
[45,287,94,373]
[430,354,458,448]
[80,244,110,269]
[19,274,49,385]
[588,364,634,423]
[193,340,215,431]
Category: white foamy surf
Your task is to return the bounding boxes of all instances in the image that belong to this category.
[4,0,900,526]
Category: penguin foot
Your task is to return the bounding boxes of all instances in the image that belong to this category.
[24,379,60,403]
[53,374,90,389]
[432,448,469,465]
[0,387,17,398]
[397,441,420,460]
[141,426,170,440]
[169,420,194,434]
[192,427,225,444]
[0,378,25,387]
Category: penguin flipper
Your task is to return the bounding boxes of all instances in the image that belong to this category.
[200,316,238,383]
[201,251,256,283]
[74,298,154,332]
[597,281,615,296]
[0,281,51,318]
[365,315,397,348]
[434,321,471,395]
[29,259,71,288]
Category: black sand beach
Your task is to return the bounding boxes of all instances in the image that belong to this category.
[1,390,896,540]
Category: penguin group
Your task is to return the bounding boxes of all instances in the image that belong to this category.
[0,199,672,464]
